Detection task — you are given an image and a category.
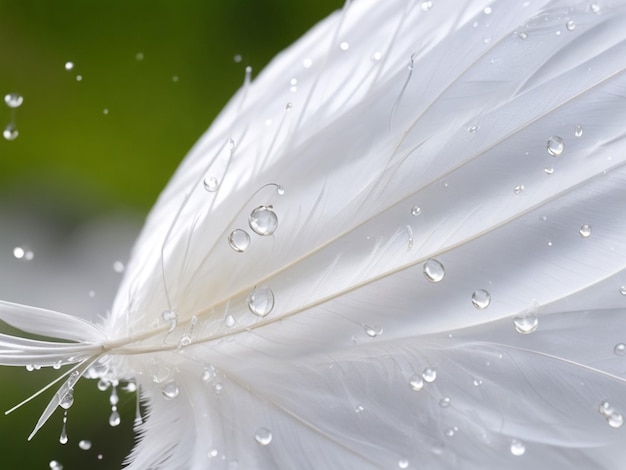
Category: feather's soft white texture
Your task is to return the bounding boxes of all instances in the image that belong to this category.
[3,0,626,468]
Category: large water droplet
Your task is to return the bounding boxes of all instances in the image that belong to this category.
[510,439,526,456]
[161,381,180,400]
[471,289,491,310]
[247,287,275,317]
[248,206,278,236]
[60,389,74,410]
[4,93,23,108]
[579,224,592,238]
[255,427,273,446]
[228,229,250,253]
[422,367,437,383]
[408,374,424,391]
[203,177,219,192]
[547,136,564,157]
[513,313,538,334]
[3,123,18,140]
[423,259,445,282]
[78,440,92,450]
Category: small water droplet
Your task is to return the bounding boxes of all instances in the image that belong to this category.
[599,401,624,428]
[411,206,421,216]
[225,314,236,328]
[620,286,626,296]
[228,229,251,253]
[60,389,74,410]
[102,108,109,115]
[518,32,528,40]
[76,75,82,81]
[483,6,492,14]
[214,383,223,394]
[420,1,433,11]
[4,93,23,108]
[614,343,626,356]
[363,324,382,338]
[113,261,125,273]
[579,224,592,238]
[473,378,483,387]
[109,406,121,427]
[371,51,382,61]
[303,58,313,68]
[575,124,583,137]
[398,459,409,469]
[64,61,74,71]
[203,177,219,192]
[423,259,445,283]
[444,427,456,437]
[109,384,119,405]
[439,397,451,408]
[135,52,144,61]
[566,20,576,31]
[591,3,600,13]
[78,440,92,450]
[510,439,526,456]
[172,75,179,82]
[513,313,538,334]
[247,287,275,317]
[3,123,18,140]
[248,206,278,236]
[59,410,69,444]
[339,41,350,51]
[161,309,178,332]
[354,404,365,413]
[547,136,564,157]
[255,427,273,446]
[471,289,491,310]
[408,374,424,391]
[202,365,216,382]
[422,367,437,383]
[276,185,285,196]
[161,381,180,400]
[513,184,525,194]
[209,449,219,458]
[468,125,479,133]
[544,167,554,175]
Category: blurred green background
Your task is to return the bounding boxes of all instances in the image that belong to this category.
[0,1,340,468]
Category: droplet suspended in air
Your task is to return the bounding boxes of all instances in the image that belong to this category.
[513,313,538,334]
[248,205,278,236]
[579,224,592,238]
[109,406,121,427]
[78,440,92,450]
[547,136,565,157]
[59,410,69,444]
[228,229,251,253]
[247,287,275,317]
[64,61,74,70]
[408,374,424,391]
[471,289,491,310]
[255,427,273,446]
[203,177,219,192]
[614,343,626,356]
[422,367,437,383]
[575,124,583,137]
[423,259,445,282]
[3,123,18,140]
[510,439,526,456]
[161,381,180,400]
[49,460,63,470]
[4,93,23,108]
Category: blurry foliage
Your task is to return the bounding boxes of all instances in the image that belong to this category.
[0,0,339,468]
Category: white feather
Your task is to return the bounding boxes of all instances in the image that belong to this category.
[3,0,626,468]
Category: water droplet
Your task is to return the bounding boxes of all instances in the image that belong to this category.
[575,124,583,137]
[444,427,456,437]
[76,75,83,81]
[579,224,592,238]
[109,407,121,427]
[161,381,180,400]
[513,184,525,194]
[420,1,433,11]
[224,314,236,328]
[471,289,491,310]
[64,61,74,71]
[363,324,382,338]
[599,401,624,428]
[518,32,528,40]
[135,52,144,61]
[411,206,421,216]
[591,3,601,13]
[439,397,451,408]
[203,177,219,192]
[422,367,437,383]
[247,287,275,317]
[172,75,179,82]
[4,93,23,108]
[209,449,219,458]
[408,374,424,391]
[202,365,216,382]
[398,459,409,469]
[620,286,626,296]
[544,167,554,175]
[60,389,74,410]
[233,54,242,63]
[371,51,382,61]
[102,108,109,115]
[423,259,445,283]
[109,384,119,405]
[255,427,273,446]
[49,460,63,470]
[483,6,492,14]
[228,229,251,253]
[248,206,278,236]
[513,313,538,334]
[161,309,178,332]
[59,411,69,444]
[355,404,365,413]
[339,41,350,51]
[566,20,576,31]
[510,439,526,456]
[468,125,479,133]
[547,136,564,157]
[473,378,483,387]
[113,261,125,273]
[276,185,285,196]
[78,440,92,450]
[3,123,18,140]
[214,383,223,394]
[614,343,626,356]
[303,58,313,68]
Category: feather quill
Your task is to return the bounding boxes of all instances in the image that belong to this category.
[3,0,626,468]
